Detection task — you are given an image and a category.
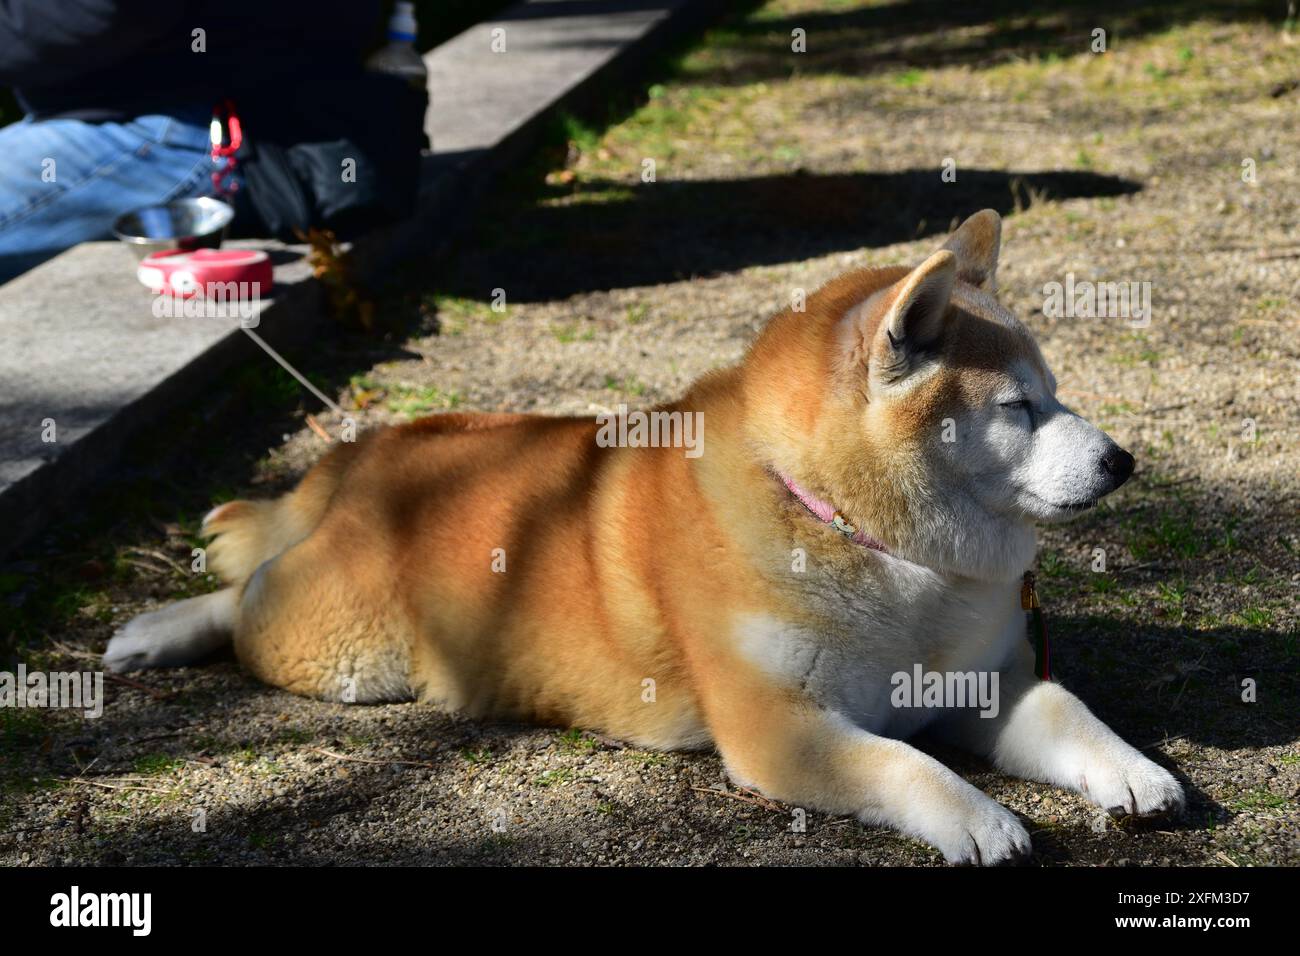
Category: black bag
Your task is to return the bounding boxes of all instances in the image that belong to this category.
[233,71,427,241]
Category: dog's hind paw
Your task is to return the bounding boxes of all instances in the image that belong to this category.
[102,591,236,673]
[103,611,177,672]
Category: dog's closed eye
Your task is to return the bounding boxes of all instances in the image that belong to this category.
[998,399,1036,425]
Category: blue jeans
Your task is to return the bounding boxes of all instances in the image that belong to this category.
[0,107,222,283]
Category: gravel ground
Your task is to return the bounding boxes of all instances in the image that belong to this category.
[2,0,1297,866]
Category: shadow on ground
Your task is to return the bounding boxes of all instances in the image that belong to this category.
[441,168,1140,301]
[8,606,1290,864]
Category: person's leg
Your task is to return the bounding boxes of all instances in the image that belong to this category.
[0,106,216,283]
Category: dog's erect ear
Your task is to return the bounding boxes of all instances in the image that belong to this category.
[869,249,956,387]
[941,209,1001,291]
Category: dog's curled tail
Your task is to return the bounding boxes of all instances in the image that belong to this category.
[203,499,303,585]
[203,439,362,586]
[104,441,362,674]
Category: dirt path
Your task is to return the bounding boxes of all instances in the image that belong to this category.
[2,0,1296,865]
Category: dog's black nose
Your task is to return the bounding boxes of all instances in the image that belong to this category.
[1101,448,1135,487]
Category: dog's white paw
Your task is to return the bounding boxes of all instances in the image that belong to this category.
[103,591,234,673]
[1080,754,1184,819]
[928,792,1033,866]
[103,610,175,672]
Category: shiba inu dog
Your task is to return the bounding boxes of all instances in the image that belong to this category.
[105,210,1184,864]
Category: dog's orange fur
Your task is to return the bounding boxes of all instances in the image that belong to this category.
[114,212,1190,861]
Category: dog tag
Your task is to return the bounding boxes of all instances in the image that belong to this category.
[1022,571,1051,681]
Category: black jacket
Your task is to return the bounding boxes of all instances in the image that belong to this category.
[0,0,382,121]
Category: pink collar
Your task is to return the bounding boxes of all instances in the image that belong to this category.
[778,471,889,553]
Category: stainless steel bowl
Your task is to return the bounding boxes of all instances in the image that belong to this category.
[112,197,235,259]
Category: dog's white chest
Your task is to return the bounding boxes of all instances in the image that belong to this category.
[738,559,1024,738]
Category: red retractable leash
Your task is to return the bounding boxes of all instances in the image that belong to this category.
[210,98,242,199]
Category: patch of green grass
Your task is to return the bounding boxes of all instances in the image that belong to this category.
[556,729,599,753]
[133,754,184,776]
[385,384,462,417]
[581,81,744,171]
[559,111,602,154]
[426,293,510,333]
[1219,515,1244,553]
[350,374,462,417]
[626,751,668,768]
[731,823,757,842]
[536,767,576,787]
[552,323,596,344]
[1038,549,1071,578]
[1230,564,1262,586]
[1235,607,1274,629]
[1127,511,1202,561]
[1090,575,1119,594]
[892,68,926,88]
[1215,846,1260,866]
[539,184,637,209]
[461,746,492,765]
[1155,580,1187,615]
[1228,788,1289,812]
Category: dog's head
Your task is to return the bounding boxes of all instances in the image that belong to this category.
[749,210,1133,580]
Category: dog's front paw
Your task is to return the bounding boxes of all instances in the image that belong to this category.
[1080,754,1184,820]
[929,792,1033,866]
